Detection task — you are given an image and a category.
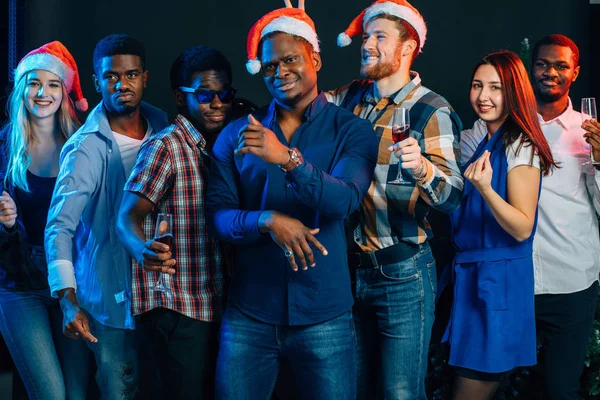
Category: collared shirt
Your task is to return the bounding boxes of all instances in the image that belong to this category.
[207,93,378,326]
[45,102,168,329]
[326,73,463,250]
[125,114,224,322]
[532,98,600,294]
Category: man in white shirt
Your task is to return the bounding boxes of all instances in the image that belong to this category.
[45,34,168,398]
[530,34,600,400]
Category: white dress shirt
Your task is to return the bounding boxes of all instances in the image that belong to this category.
[534,98,600,294]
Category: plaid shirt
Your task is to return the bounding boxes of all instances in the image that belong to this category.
[326,73,463,250]
[125,115,224,321]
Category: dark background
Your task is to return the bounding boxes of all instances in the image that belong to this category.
[0,0,597,129]
[0,0,597,397]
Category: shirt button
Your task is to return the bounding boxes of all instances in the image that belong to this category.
[108,148,112,153]
[287,183,292,188]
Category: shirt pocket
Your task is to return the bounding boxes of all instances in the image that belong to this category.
[476,260,508,311]
[550,151,585,197]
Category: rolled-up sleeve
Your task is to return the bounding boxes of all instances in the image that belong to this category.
[45,138,100,297]
[415,107,464,214]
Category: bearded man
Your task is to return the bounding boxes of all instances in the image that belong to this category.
[326,1,463,398]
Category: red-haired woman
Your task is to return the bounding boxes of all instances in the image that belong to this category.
[443,50,557,399]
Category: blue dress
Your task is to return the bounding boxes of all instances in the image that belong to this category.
[443,128,537,373]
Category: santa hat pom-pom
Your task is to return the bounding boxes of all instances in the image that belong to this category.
[75,98,88,112]
[246,59,262,75]
[337,32,352,47]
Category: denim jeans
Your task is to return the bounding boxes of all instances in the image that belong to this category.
[353,243,437,400]
[216,305,356,400]
[0,246,90,400]
[81,311,139,400]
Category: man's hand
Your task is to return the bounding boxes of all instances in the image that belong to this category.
[260,211,328,272]
[138,239,176,274]
[388,137,426,178]
[235,114,290,165]
[464,150,493,194]
[58,288,98,343]
[582,119,600,162]
[0,191,17,229]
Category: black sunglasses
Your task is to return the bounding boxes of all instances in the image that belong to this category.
[179,86,237,104]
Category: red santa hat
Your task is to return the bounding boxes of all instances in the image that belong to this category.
[14,41,88,112]
[337,0,427,52]
[246,0,320,74]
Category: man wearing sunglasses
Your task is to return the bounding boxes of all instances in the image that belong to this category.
[117,45,233,399]
[177,85,236,147]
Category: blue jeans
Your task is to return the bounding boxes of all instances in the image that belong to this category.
[353,243,436,400]
[81,311,139,400]
[216,305,356,400]
[0,248,90,400]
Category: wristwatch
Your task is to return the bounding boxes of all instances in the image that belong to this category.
[279,147,303,172]
[591,153,600,171]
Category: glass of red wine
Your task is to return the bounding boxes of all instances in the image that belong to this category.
[389,107,410,184]
[150,212,173,294]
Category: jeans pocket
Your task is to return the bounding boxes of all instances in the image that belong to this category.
[379,257,419,283]
[476,260,508,311]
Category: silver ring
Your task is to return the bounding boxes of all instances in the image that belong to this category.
[284,249,293,258]
[75,332,80,336]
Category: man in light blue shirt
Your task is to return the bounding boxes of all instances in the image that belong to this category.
[45,34,168,399]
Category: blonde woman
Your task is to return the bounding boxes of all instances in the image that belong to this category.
[0,41,89,400]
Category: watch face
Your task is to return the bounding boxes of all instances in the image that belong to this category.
[290,148,302,163]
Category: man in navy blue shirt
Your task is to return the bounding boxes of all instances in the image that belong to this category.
[206,4,378,400]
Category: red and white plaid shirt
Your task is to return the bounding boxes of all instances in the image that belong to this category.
[125,115,224,322]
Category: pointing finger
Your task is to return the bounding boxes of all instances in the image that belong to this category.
[248,114,262,127]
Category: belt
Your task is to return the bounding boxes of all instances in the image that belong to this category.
[348,241,421,269]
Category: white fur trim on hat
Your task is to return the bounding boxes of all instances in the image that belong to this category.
[261,16,320,53]
[14,53,74,90]
[337,32,352,47]
[364,2,427,50]
[75,98,88,112]
[246,59,262,75]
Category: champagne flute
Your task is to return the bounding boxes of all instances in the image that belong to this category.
[389,107,410,184]
[150,213,173,294]
[582,98,597,164]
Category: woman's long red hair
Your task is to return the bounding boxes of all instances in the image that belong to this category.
[472,50,557,176]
